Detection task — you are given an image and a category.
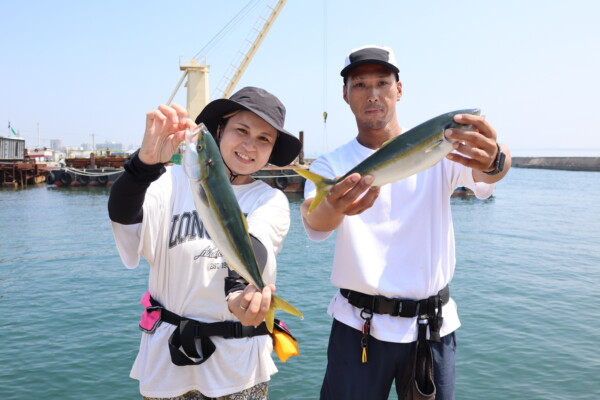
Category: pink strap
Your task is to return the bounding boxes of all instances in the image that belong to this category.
[139,291,161,333]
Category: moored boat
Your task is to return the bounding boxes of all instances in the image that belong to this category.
[26,147,65,171]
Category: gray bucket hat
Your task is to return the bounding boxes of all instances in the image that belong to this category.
[195,87,301,167]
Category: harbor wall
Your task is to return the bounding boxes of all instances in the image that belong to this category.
[512,157,600,172]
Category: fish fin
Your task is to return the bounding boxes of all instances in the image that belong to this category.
[424,138,444,153]
[294,169,333,214]
[198,185,209,207]
[205,159,211,178]
[267,294,303,334]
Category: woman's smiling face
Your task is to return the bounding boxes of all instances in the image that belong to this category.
[218,110,277,179]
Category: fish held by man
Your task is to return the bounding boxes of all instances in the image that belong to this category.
[296,109,481,213]
[183,125,303,333]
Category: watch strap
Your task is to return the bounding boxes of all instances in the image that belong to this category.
[483,143,505,175]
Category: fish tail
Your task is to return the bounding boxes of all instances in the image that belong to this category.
[294,169,333,214]
[265,307,275,333]
[265,294,304,333]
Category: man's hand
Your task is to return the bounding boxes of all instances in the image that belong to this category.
[326,173,380,216]
[139,104,196,165]
[445,113,510,182]
[301,173,380,232]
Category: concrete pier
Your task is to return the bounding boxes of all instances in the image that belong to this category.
[512,157,600,172]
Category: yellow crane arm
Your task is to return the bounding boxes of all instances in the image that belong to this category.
[221,0,287,98]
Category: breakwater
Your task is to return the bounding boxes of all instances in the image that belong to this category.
[512,157,600,172]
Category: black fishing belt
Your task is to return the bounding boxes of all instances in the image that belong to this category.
[340,286,449,366]
[147,296,269,366]
[340,286,449,320]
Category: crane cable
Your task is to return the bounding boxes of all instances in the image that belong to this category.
[192,0,261,61]
[322,0,329,153]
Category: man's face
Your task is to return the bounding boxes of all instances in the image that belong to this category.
[343,64,402,130]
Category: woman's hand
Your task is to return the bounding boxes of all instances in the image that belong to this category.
[139,104,196,165]
[228,284,276,327]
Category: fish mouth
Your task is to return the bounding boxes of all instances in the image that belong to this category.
[183,126,204,181]
[186,125,202,144]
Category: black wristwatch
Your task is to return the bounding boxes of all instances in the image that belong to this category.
[483,143,506,175]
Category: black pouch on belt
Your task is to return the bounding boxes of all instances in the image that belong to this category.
[399,321,436,400]
[168,319,216,366]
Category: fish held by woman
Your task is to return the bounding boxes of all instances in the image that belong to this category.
[297,109,481,213]
[183,125,303,333]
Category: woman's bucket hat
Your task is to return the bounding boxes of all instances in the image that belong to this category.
[195,87,301,167]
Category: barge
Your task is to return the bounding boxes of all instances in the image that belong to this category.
[252,163,309,193]
[46,152,127,187]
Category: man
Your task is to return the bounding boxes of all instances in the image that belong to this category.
[301,45,510,400]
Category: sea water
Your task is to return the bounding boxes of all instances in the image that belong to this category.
[0,167,599,399]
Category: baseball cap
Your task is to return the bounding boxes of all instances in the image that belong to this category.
[340,45,400,78]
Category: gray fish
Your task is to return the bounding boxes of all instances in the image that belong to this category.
[297,109,481,212]
[184,125,303,332]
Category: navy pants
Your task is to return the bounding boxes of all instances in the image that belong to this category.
[320,319,456,400]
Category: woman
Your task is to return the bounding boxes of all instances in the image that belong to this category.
[108,87,301,400]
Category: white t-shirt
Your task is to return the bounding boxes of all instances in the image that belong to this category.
[111,165,290,398]
[303,138,495,343]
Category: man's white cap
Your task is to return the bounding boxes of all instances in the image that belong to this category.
[340,45,400,77]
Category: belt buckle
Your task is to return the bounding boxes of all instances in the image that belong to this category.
[398,300,419,317]
[227,321,243,338]
[395,300,402,315]
[374,295,396,315]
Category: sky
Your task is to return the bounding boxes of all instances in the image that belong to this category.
[1,0,599,158]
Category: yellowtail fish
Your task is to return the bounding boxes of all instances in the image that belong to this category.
[183,125,303,332]
[297,109,481,213]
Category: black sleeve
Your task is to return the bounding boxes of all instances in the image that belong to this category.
[224,235,269,296]
[107,150,167,224]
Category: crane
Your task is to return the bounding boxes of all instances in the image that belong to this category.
[167,0,287,120]
[216,0,287,99]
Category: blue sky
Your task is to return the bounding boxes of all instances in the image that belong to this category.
[1,0,599,157]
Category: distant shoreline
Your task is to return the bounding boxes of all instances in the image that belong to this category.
[512,157,600,172]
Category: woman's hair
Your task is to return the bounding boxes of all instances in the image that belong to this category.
[215,109,280,147]
[215,110,242,141]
